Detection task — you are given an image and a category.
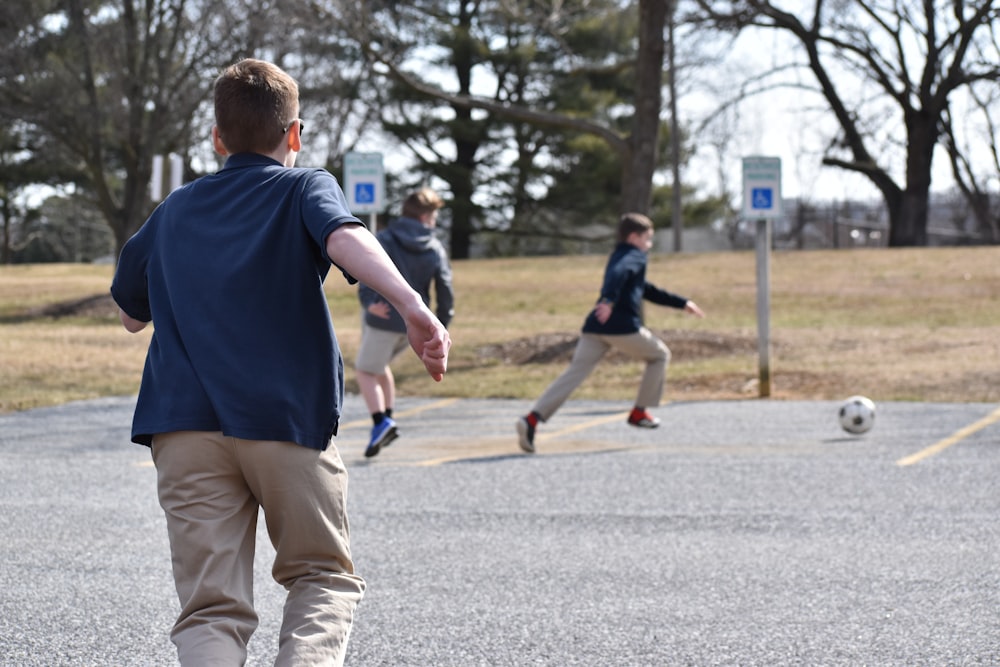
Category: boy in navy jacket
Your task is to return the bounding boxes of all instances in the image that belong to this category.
[516,212,704,453]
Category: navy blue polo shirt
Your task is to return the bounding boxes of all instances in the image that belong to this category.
[111,153,363,450]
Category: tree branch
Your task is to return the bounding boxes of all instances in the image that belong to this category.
[368,52,630,155]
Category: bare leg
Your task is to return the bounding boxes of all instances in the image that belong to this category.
[356,369,387,414]
[378,367,395,413]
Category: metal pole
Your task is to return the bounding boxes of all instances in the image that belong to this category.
[668,2,682,252]
[755,217,772,397]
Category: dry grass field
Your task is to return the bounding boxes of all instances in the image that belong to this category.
[1,246,998,414]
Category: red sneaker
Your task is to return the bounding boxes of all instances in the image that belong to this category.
[627,409,660,429]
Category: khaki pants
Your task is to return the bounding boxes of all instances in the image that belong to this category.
[152,432,365,666]
[532,328,671,421]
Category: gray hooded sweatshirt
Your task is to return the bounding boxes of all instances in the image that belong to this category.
[358,216,454,333]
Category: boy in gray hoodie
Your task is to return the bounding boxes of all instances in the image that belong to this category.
[356,188,455,457]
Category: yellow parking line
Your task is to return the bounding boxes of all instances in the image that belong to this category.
[537,412,631,442]
[414,411,632,467]
[413,444,639,468]
[413,455,479,467]
[896,405,1000,467]
[340,397,460,430]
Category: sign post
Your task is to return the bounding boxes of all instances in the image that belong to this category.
[343,152,385,232]
[150,153,185,202]
[741,156,782,398]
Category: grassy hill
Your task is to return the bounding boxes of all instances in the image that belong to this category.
[1,246,998,414]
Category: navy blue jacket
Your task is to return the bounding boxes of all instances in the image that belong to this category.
[582,243,688,335]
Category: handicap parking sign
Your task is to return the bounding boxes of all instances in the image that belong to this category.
[343,152,384,214]
[742,157,782,219]
[752,188,773,210]
[354,182,375,205]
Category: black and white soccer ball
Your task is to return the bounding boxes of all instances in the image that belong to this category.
[839,395,876,435]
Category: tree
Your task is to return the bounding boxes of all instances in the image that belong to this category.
[692,0,1000,246]
[351,0,675,258]
[940,74,1000,242]
[264,0,386,175]
[363,0,496,260]
[0,0,265,259]
[14,192,114,263]
[0,122,87,263]
[480,1,651,251]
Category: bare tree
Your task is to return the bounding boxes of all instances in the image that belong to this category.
[692,0,1000,246]
[264,0,384,172]
[940,73,1000,242]
[0,0,264,259]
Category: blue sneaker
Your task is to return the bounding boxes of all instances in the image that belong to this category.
[365,417,398,458]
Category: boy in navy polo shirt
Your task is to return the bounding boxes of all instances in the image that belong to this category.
[112,58,450,666]
[515,212,704,453]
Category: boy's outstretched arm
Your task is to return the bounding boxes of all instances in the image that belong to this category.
[326,223,451,381]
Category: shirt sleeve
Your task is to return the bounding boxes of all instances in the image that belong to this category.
[642,282,689,309]
[299,169,366,278]
[110,220,154,322]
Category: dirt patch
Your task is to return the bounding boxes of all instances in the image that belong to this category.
[479,329,758,365]
[476,327,1000,403]
[13,293,119,321]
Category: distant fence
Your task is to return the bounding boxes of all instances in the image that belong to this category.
[726,198,995,250]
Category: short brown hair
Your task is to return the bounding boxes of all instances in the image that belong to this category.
[617,212,654,242]
[214,59,299,155]
[401,188,445,219]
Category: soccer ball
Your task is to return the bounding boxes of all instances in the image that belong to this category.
[839,395,876,435]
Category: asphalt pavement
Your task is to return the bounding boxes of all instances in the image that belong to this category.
[1,394,998,666]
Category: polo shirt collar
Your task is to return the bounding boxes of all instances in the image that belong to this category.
[222,153,283,170]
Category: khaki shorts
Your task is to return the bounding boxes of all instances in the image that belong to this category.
[355,322,410,374]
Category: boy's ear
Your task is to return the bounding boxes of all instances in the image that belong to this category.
[212,126,229,157]
[288,122,302,153]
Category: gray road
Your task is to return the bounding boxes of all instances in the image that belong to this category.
[1,395,998,666]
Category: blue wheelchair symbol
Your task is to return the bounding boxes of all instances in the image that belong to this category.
[751,187,773,210]
[355,183,375,205]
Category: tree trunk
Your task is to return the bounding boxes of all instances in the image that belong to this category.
[890,112,936,246]
[2,197,10,264]
[621,0,668,214]
[450,113,477,260]
[889,191,929,246]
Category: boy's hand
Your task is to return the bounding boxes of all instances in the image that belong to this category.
[593,301,613,324]
[367,301,391,319]
[405,307,451,382]
[684,300,706,318]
